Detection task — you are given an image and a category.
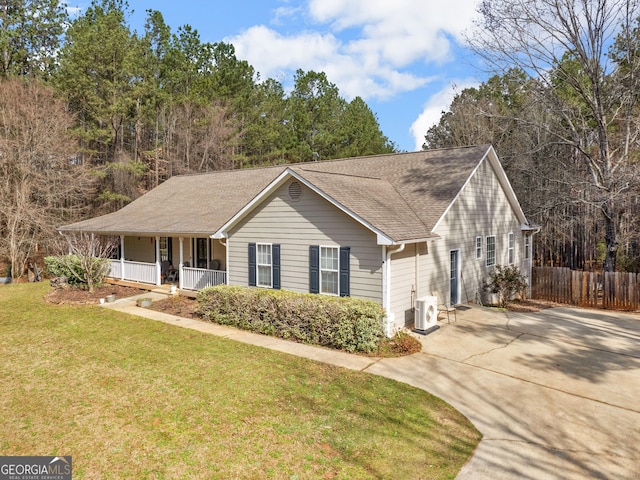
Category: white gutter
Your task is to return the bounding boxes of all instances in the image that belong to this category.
[382,243,406,336]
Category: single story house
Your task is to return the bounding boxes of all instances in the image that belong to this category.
[59,145,537,333]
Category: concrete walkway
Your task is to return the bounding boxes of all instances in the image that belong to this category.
[103,293,640,479]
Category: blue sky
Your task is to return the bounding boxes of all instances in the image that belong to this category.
[71,0,486,151]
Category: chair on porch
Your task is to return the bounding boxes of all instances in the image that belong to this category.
[166,267,178,283]
[160,260,171,281]
[432,291,457,324]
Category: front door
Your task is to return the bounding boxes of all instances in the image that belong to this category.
[450,250,460,305]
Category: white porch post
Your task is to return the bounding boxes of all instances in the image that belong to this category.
[225,236,230,285]
[119,235,125,281]
[179,237,184,290]
[207,238,211,269]
[155,236,161,286]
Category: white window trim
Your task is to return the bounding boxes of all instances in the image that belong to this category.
[320,245,340,296]
[475,236,482,260]
[256,243,273,288]
[486,235,496,267]
[524,234,530,260]
[508,232,515,265]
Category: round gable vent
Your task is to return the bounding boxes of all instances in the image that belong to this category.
[288,180,303,201]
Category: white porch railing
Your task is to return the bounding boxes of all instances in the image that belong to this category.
[182,267,226,290]
[111,260,157,284]
[108,259,122,279]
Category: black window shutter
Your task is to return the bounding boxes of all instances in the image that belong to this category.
[339,246,350,297]
[248,243,256,286]
[309,245,319,294]
[272,244,281,290]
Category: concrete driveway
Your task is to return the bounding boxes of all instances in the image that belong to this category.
[366,305,640,479]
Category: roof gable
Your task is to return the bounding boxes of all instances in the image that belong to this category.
[431,146,528,231]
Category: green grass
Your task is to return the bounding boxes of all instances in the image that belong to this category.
[0,283,481,479]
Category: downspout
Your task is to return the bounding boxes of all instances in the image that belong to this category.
[382,243,405,336]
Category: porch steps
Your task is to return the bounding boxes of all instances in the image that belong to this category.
[104,278,198,298]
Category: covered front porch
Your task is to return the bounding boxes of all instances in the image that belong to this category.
[106,235,227,291]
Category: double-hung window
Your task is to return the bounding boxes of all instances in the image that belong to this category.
[309,245,350,297]
[248,243,280,289]
[524,234,530,260]
[508,233,515,265]
[257,243,272,287]
[320,246,339,295]
[476,236,482,259]
[486,235,496,267]
[159,237,169,262]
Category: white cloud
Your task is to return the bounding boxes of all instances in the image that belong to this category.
[227,0,478,101]
[227,25,434,100]
[410,79,478,150]
[308,0,478,65]
[229,25,341,73]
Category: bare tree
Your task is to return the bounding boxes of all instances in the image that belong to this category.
[0,77,94,278]
[469,0,640,271]
[54,233,117,293]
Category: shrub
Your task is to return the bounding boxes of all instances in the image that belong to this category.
[45,255,83,286]
[377,331,422,357]
[44,254,110,291]
[196,286,385,353]
[484,264,528,308]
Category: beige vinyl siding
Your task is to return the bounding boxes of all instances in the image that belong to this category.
[389,243,419,328]
[228,180,382,302]
[211,240,226,270]
[123,236,155,263]
[424,157,524,304]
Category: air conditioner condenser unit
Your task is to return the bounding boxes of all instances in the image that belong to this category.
[413,295,439,334]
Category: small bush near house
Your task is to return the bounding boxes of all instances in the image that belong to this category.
[484,264,528,308]
[44,254,110,292]
[375,331,422,357]
[196,286,385,353]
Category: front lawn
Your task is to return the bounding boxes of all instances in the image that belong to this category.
[0,283,480,479]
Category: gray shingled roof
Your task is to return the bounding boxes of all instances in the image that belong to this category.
[59,145,494,242]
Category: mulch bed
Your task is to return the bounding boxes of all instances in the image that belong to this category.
[148,296,199,318]
[43,282,563,314]
[504,298,564,312]
[45,284,146,305]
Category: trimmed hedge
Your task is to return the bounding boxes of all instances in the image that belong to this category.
[196,286,385,353]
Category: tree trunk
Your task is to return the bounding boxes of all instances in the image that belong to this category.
[603,203,620,272]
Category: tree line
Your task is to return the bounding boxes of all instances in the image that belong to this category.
[0,0,395,278]
[4,0,639,279]
[425,0,640,273]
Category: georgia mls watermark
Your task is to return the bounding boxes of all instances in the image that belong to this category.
[0,457,72,480]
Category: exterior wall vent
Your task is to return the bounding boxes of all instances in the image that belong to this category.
[288,181,303,201]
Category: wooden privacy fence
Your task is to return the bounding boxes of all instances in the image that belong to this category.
[532,267,640,311]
